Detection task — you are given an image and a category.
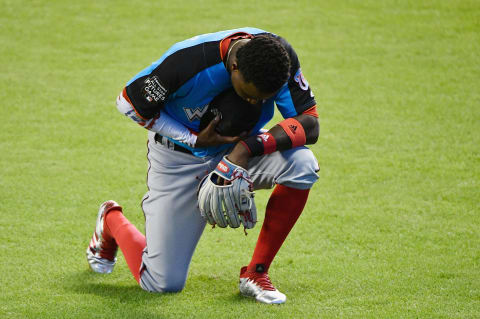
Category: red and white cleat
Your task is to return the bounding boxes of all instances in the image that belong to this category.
[239,265,287,304]
[86,200,122,274]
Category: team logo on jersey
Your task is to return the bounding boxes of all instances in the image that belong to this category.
[142,75,168,103]
[294,68,309,91]
[184,104,209,122]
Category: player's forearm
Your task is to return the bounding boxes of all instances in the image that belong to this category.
[228,112,319,168]
[239,111,319,157]
[227,142,250,169]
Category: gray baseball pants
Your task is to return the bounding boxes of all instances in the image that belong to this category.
[139,131,319,292]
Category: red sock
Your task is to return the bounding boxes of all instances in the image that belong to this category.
[105,210,146,283]
[247,184,310,273]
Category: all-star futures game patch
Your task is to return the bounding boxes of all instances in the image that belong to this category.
[142,75,168,103]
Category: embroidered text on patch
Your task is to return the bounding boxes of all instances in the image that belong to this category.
[143,76,168,103]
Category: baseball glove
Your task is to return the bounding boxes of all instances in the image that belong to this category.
[197,156,257,229]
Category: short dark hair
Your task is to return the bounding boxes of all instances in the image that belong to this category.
[236,34,291,94]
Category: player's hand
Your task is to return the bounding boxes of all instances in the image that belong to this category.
[195,116,246,147]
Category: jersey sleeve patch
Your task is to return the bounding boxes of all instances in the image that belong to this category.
[294,68,309,91]
[126,41,222,120]
[142,75,169,103]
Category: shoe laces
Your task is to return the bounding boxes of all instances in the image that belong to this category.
[248,271,275,291]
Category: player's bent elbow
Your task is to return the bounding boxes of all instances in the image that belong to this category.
[305,116,320,145]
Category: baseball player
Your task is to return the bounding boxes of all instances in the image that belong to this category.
[86,27,319,304]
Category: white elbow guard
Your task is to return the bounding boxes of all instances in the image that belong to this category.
[151,110,197,147]
[116,90,197,147]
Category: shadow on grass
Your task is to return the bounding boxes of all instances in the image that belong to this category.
[64,270,160,303]
[187,273,258,305]
[225,292,257,304]
[64,269,258,309]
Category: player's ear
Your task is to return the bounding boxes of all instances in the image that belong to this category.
[231,62,239,71]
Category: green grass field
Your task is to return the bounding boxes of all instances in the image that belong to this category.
[1,0,479,318]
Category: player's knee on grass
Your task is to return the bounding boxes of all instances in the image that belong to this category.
[140,268,187,293]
